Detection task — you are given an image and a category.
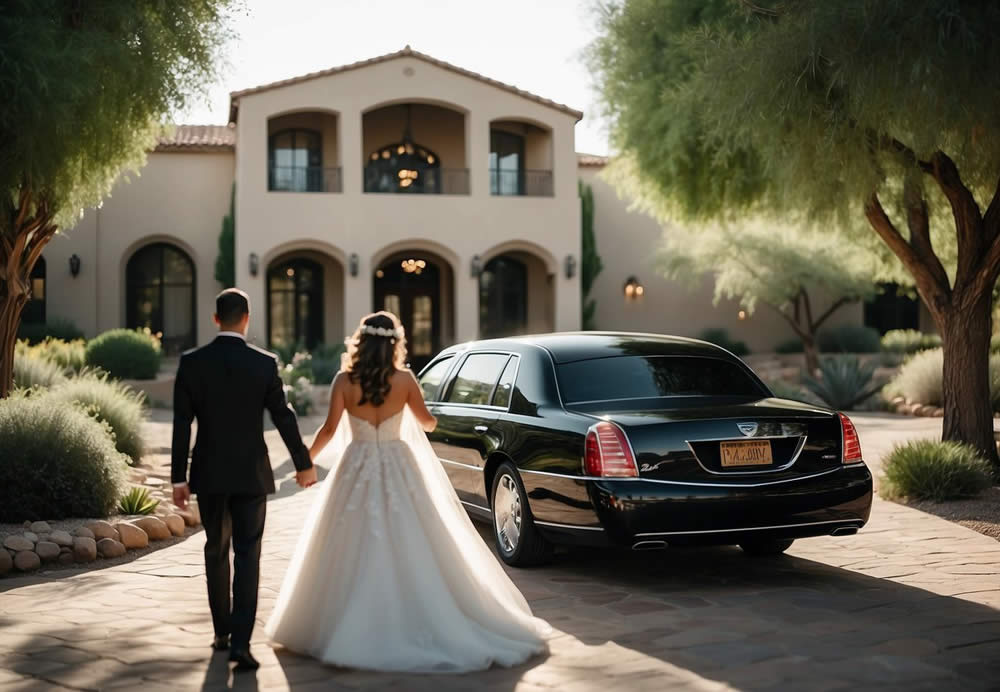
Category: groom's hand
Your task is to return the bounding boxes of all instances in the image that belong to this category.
[295,467,317,488]
[172,483,190,509]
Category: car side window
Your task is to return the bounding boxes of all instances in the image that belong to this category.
[417,357,453,402]
[491,356,518,409]
[446,353,509,406]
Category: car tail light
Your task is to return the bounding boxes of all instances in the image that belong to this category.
[584,421,638,477]
[838,412,863,464]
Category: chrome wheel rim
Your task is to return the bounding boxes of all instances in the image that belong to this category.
[493,473,522,555]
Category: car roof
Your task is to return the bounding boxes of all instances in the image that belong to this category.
[447,332,735,364]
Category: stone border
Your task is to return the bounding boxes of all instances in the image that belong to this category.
[887,396,945,418]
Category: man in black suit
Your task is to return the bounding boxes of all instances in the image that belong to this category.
[171,288,316,672]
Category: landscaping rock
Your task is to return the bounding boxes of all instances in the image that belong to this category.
[57,551,75,566]
[29,521,52,534]
[3,536,33,552]
[14,550,41,571]
[85,520,119,542]
[176,509,197,527]
[49,530,74,547]
[22,531,39,544]
[115,522,149,549]
[0,549,11,575]
[73,537,97,563]
[132,516,170,540]
[164,514,185,537]
[22,521,31,529]
[73,527,95,540]
[144,477,165,488]
[97,538,126,559]
[35,542,60,562]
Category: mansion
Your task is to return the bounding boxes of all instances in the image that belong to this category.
[30,47,924,367]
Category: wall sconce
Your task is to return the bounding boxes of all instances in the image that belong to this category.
[248,252,259,277]
[349,253,359,277]
[69,254,81,278]
[624,276,644,301]
[470,254,482,278]
[738,310,747,320]
[564,254,577,279]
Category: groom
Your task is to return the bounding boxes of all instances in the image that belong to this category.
[171,288,316,671]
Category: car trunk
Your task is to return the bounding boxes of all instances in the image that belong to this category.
[569,397,845,485]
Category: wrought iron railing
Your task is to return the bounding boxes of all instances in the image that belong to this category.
[268,166,343,193]
[489,169,554,197]
[364,167,470,195]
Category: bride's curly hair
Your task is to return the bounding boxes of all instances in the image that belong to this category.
[341,311,408,406]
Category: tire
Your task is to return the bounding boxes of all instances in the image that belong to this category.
[490,462,553,567]
[739,538,795,556]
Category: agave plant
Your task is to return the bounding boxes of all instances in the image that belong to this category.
[118,486,159,516]
[800,355,884,410]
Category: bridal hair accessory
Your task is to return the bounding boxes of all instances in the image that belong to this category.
[361,325,403,339]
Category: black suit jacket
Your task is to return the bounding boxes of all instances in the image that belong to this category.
[171,335,312,495]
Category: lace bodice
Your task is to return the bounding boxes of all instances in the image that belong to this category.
[348,410,404,443]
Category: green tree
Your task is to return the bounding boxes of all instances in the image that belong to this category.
[0,1,238,398]
[579,181,603,329]
[589,0,1000,465]
[215,185,236,288]
[656,220,878,373]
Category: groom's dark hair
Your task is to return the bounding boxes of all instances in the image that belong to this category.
[216,288,250,327]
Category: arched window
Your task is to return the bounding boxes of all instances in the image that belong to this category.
[268,258,323,349]
[126,243,196,353]
[22,257,46,324]
[269,129,322,192]
[479,256,527,338]
[365,139,441,194]
[489,130,525,195]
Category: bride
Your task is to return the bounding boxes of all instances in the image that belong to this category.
[266,311,550,672]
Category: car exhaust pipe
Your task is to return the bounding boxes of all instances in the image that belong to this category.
[830,526,858,536]
[632,540,668,551]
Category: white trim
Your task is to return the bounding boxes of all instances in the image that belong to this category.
[535,520,605,532]
[440,458,482,471]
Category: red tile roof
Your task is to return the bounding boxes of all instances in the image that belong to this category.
[155,125,235,152]
[577,153,609,167]
[228,46,584,123]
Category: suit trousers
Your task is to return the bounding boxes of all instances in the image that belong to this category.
[197,493,267,650]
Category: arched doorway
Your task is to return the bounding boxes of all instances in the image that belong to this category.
[126,243,196,353]
[267,257,324,349]
[373,251,454,371]
[22,256,46,325]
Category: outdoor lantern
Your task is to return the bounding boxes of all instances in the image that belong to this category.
[564,254,577,279]
[349,253,360,277]
[249,252,259,277]
[69,254,81,278]
[470,254,482,278]
[624,276,644,301]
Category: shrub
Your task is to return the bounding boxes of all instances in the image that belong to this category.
[774,338,804,354]
[817,325,881,354]
[698,328,749,356]
[16,318,84,345]
[881,329,942,355]
[886,348,1000,410]
[284,376,313,416]
[85,328,162,380]
[0,393,128,521]
[307,343,345,384]
[881,440,994,502]
[47,372,147,464]
[992,333,1000,354]
[118,487,159,515]
[13,352,67,390]
[18,338,87,373]
[800,355,884,410]
[764,379,820,405]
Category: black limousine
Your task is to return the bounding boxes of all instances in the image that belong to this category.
[417,332,873,566]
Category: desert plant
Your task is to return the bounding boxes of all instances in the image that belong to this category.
[47,371,147,464]
[16,318,85,345]
[881,329,942,355]
[764,379,820,405]
[817,325,881,354]
[774,339,804,354]
[118,486,159,516]
[13,352,67,390]
[698,328,749,357]
[0,393,128,521]
[85,328,162,380]
[800,355,884,410]
[881,440,994,502]
[886,348,1000,411]
[18,337,87,373]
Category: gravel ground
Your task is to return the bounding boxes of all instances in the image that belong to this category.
[903,486,1000,542]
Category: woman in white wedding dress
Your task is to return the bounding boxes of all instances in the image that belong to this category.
[266,311,550,672]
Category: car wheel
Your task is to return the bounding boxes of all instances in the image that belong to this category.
[739,538,795,556]
[491,462,553,567]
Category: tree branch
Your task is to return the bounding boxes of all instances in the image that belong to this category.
[926,150,984,290]
[766,302,807,339]
[983,173,1000,245]
[903,176,951,291]
[800,287,814,330]
[812,296,855,330]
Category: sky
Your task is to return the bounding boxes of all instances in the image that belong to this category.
[178,0,611,155]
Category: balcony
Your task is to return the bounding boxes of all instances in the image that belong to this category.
[489,168,553,197]
[269,165,343,193]
[364,166,469,195]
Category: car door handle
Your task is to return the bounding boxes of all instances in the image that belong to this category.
[474,425,489,433]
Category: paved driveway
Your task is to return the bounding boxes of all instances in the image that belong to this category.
[1,413,998,691]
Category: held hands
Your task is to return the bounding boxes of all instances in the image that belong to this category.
[296,467,318,488]
[173,484,191,510]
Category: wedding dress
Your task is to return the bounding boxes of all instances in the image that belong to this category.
[265,407,550,672]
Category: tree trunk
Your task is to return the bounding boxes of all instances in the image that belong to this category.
[801,333,820,375]
[0,282,27,399]
[938,291,999,468]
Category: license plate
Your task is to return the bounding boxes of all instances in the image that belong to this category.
[720,440,773,467]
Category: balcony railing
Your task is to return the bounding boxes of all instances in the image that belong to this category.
[364,167,469,195]
[268,166,342,193]
[490,169,554,197]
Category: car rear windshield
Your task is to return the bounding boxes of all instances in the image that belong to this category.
[556,356,767,404]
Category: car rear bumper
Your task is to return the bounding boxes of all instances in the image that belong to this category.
[535,464,873,549]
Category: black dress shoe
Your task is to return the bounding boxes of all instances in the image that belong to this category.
[229,649,260,672]
[211,635,230,651]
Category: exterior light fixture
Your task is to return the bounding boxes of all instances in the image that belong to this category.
[624,276,644,301]
[564,254,577,279]
[69,254,81,278]
[470,254,482,278]
[401,258,426,275]
[248,252,259,277]
[349,253,359,277]
[738,310,747,320]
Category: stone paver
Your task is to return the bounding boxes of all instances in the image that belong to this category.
[1,412,998,691]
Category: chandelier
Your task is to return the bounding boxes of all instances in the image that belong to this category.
[401,258,426,274]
